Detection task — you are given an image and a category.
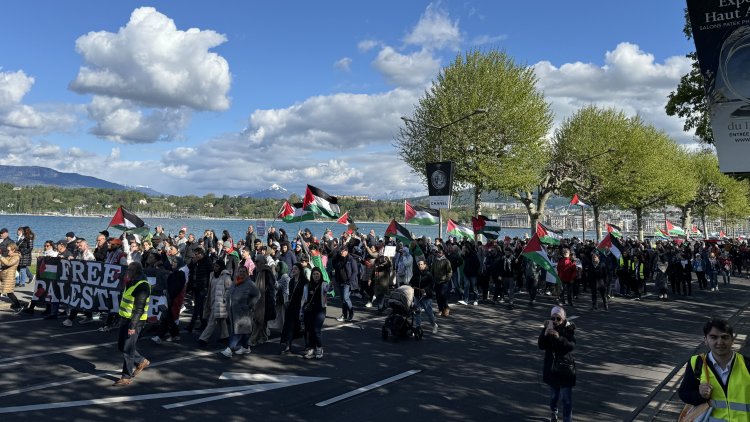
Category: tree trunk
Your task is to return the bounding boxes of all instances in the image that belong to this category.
[680,206,692,241]
[701,212,707,238]
[593,206,602,242]
[474,186,482,216]
[635,207,644,241]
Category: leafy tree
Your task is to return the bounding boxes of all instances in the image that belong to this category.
[555,106,631,240]
[665,8,713,144]
[397,49,553,216]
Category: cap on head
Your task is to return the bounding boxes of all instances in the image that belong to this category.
[66,232,75,238]
[99,230,110,238]
[0,228,7,234]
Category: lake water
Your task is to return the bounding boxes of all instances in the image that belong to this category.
[0,214,597,246]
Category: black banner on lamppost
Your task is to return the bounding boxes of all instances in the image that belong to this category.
[426,161,454,209]
[687,0,750,174]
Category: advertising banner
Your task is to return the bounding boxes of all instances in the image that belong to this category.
[687,0,750,173]
[426,161,454,209]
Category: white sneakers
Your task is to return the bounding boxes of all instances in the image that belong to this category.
[221,346,250,357]
[364,302,373,308]
[432,323,438,334]
[472,300,478,306]
[62,319,73,327]
[151,336,162,344]
[303,348,323,359]
[457,300,468,305]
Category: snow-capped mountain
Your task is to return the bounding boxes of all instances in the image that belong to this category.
[239,184,289,199]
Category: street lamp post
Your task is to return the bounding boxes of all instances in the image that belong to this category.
[401,108,488,238]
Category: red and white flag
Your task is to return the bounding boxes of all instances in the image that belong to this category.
[570,194,587,207]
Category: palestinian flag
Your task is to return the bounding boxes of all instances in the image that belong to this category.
[336,211,354,226]
[691,225,704,238]
[654,227,670,240]
[720,230,727,239]
[447,219,475,241]
[108,206,149,236]
[471,215,501,239]
[278,201,315,223]
[666,220,686,237]
[606,223,623,238]
[303,185,340,218]
[298,236,331,285]
[597,233,623,259]
[37,258,58,280]
[570,194,587,207]
[385,219,413,244]
[404,201,439,225]
[522,234,561,284]
[536,222,563,245]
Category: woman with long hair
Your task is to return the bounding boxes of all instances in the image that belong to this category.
[301,267,330,359]
[198,259,232,346]
[15,226,34,287]
[1,243,27,312]
[222,266,260,358]
[280,263,308,354]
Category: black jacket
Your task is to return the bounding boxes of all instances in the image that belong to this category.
[538,320,577,387]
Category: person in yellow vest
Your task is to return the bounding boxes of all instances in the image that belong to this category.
[113,262,151,386]
[678,318,750,422]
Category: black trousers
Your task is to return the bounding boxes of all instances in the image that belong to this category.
[117,320,146,378]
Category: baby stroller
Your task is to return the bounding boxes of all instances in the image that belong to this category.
[381,285,423,341]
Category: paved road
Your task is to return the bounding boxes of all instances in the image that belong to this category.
[1,277,749,422]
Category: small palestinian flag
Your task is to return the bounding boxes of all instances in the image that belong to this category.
[720,230,726,239]
[666,220,686,237]
[404,201,439,225]
[522,234,561,284]
[336,211,354,226]
[37,258,58,280]
[447,219,475,241]
[536,222,562,245]
[597,233,623,259]
[691,225,704,238]
[303,185,340,219]
[570,194,587,207]
[605,223,623,238]
[279,201,315,223]
[472,215,501,238]
[385,219,413,244]
[654,227,670,240]
[108,206,149,236]
[297,236,331,285]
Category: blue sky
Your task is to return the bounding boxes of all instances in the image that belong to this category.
[0,1,694,198]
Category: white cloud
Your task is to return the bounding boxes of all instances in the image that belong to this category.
[372,47,440,87]
[404,3,461,51]
[357,39,379,52]
[334,57,352,72]
[470,34,507,46]
[533,42,694,143]
[68,7,231,144]
[0,70,77,133]
[70,7,231,111]
[86,96,190,143]
[0,70,33,108]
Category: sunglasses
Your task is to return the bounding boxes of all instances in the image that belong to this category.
[550,316,563,322]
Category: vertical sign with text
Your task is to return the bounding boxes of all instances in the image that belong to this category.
[426,161,454,209]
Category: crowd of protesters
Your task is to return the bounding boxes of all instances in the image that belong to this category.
[1,223,747,361]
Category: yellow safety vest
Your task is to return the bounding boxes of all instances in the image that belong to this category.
[690,354,750,422]
[118,279,150,320]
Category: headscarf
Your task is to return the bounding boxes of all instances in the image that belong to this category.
[550,306,566,320]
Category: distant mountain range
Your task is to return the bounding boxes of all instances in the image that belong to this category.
[0,165,164,196]
[239,183,289,199]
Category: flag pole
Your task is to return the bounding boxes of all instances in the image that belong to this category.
[581,206,585,242]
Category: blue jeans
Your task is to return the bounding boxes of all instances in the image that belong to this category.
[304,309,325,348]
[451,270,462,294]
[721,269,731,285]
[435,282,451,312]
[549,385,573,422]
[462,275,478,302]
[707,272,718,289]
[16,266,28,286]
[414,297,436,327]
[229,333,250,350]
[340,284,353,319]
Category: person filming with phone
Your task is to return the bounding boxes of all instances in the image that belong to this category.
[538,306,577,422]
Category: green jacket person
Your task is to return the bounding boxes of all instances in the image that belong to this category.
[114,261,151,386]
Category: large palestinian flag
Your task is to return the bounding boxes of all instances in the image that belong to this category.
[385,219,413,244]
[278,201,314,223]
[536,222,563,245]
[404,201,439,225]
[108,206,149,236]
[666,220,686,237]
[597,233,623,259]
[522,234,560,284]
[447,219,475,241]
[654,227,670,240]
[303,185,340,219]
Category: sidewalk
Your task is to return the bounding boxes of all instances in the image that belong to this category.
[633,280,750,422]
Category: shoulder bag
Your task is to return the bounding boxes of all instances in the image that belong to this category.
[678,354,712,422]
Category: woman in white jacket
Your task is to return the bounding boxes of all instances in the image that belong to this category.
[197,260,232,346]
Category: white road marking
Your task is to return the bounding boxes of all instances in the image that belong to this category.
[50,328,103,338]
[163,375,327,409]
[315,370,421,407]
[0,342,115,364]
[0,317,45,325]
